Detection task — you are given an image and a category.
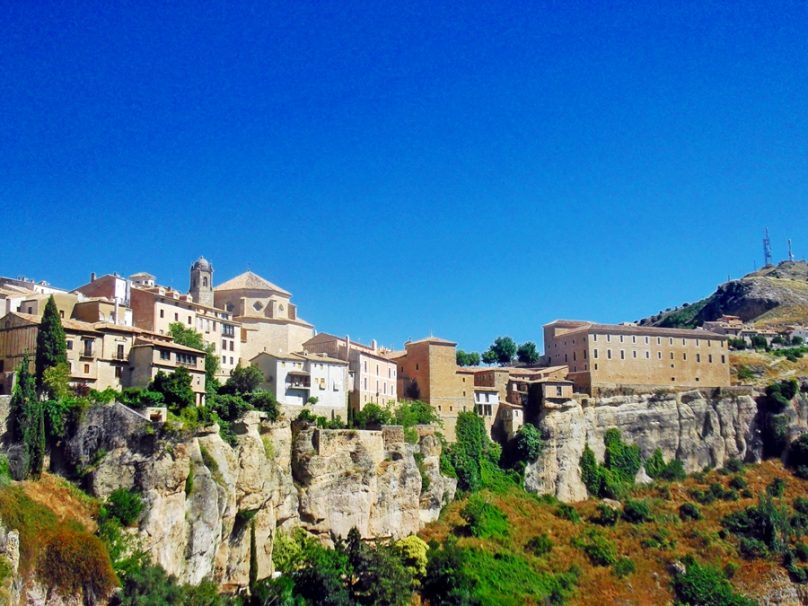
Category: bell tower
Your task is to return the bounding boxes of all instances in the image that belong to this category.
[190,256,214,307]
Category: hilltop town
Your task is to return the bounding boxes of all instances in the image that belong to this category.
[2,258,806,443]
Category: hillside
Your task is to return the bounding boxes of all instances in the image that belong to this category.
[640,260,808,329]
[420,459,808,606]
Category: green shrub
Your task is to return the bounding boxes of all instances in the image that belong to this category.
[795,496,808,515]
[672,559,756,606]
[738,537,769,559]
[526,533,553,557]
[788,434,808,472]
[353,403,392,429]
[103,489,144,527]
[729,476,747,490]
[622,499,652,523]
[555,503,580,523]
[592,502,620,526]
[721,494,792,556]
[604,429,641,483]
[645,449,686,481]
[574,530,617,566]
[796,542,808,562]
[723,458,746,474]
[460,496,509,539]
[422,540,478,606]
[612,557,635,578]
[679,502,703,521]
[580,444,601,496]
[185,467,194,496]
[767,478,786,497]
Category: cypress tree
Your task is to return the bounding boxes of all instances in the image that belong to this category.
[9,354,39,479]
[29,401,45,478]
[35,296,67,390]
[10,354,36,442]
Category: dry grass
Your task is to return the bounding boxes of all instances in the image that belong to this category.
[420,460,805,605]
[731,351,808,387]
[21,473,99,532]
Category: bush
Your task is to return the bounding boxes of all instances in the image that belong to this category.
[574,530,617,566]
[353,403,392,429]
[645,449,686,481]
[248,391,280,422]
[592,502,620,526]
[393,400,439,427]
[460,496,509,539]
[579,430,639,499]
[103,489,144,527]
[721,494,792,556]
[788,434,808,472]
[612,557,635,578]
[622,499,652,523]
[604,428,641,483]
[729,476,748,491]
[421,540,479,606]
[767,478,786,497]
[510,424,543,464]
[555,503,580,523]
[526,533,553,557]
[679,502,703,521]
[739,537,769,559]
[672,559,757,606]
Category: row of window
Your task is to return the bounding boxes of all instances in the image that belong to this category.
[361,360,396,378]
[158,349,198,366]
[556,335,723,348]
[362,377,393,395]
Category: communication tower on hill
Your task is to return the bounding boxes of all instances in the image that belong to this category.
[788,239,795,262]
[763,228,773,267]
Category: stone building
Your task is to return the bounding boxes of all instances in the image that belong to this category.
[189,256,214,308]
[543,320,730,394]
[385,337,475,440]
[302,333,397,411]
[214,271,314,361]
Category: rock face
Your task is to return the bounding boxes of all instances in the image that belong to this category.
[525,389,762,501]
[59,405,455,589]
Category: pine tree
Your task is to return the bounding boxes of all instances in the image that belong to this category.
[35,296,67,390]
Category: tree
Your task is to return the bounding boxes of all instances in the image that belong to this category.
[168,322,219,393]
[750,335,769,351]
[149,367,195,412]
[353,403,392,429]
[511,424,543,463]
[793,336,805,346]
[35,295,67,390]
[481,350,498,365]
[224,363,263,394]
[10,355,45,480]
[516,342,540,365]
[485,337,517,366]
[456,351,480,367]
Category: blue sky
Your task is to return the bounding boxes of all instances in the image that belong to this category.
[1,1,806,353]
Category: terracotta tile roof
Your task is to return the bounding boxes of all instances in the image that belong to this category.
[406,336,457,346]
[251,351,348,365]
[214,271,291,296]
[132,338,207,354]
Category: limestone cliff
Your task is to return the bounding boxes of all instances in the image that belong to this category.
[57,404,455,590]
[525,388,763,501]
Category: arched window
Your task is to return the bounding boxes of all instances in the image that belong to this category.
[203,277,208,287]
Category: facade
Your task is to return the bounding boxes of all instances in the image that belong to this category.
[386,337,475,440]
[302,333,397,410]
[252,351,349,420]
[129,337,207,406]
[189,256,214,308]
[543,320,730,394]
[75,271,241,380]
[214,271,314,360]
[473,386,500,435]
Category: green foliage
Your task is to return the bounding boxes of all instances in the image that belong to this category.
[42,362,71,400]
[460,495,509,539]
[728,338,748,351]
[644,448,686,481]
[485,336,517,365]
[767,477,786,497]
[444,412,489,492]
[149,368,195,413]
[272,528,320,574]
[721,494,792,557]
[592,502,620,526]
[579,430,640,499]
[393,400,439,427]
[604,428,641,482]
[750,335,769,351]
[555,503,581,523]
[10,354,45,479]
[456,350,481,367]
[353,403,392,429]
[516,341,540,365]
[223,363,264,394]
[679,502,703,521]
[394,535,429,578]
[765,379,799,411]
[574,529,617,566]
[114,562,239,605]
[729,475,748,490]
[736,365,754,381]
[580,444,601,495]
[120,387,164,410]
[422,540,479,606]
[35,295,67,390]
[672,559,757,606]
[199,445,219,475]
[102,488,144,527]
[612,557,635,578]
[509,423,543,465]
[655,298,709,328]
[184,466,194,496]
[622,499,652,523]
[481,350,498,365]
[525,533,553,557]
[414,452,430,492]
[249,390,280,421]
[761,412,791,458]
[788,433,808,475]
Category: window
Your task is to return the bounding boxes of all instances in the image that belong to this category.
[658,352,662,359]
[620,350,625,359]
[632,350,637,358]
[556,386,562,396]
[222,356,226,364]
[721,355,726,363]
[187,316,192,325]
[645,351,650,359]
[230,341,234,351]
[682,338,686,346]
[683,353,687,360]
[222,339,227,350]
[376,364,379,375]
[177,353,197,366]
[593,334,597,342]
[116,344,125,360]
[66,340,73,350]
[115,366,122,378]
[364,361,367,372]
[620,335,624,342]
[657,337,661,345]
[573,352,576,361]
[174,312,179,321]
[670,352,674,360]
[594,349,598,358]
[160,350,171,360]
[203,277,208,287]
[696,354,701,363]
[607,349,612,359]
[632,335,636,343]
[364,378,368,389]
[708,354,713,363]
[59,310,64,319]
[84,363,90,373]
[607,335,611,342]
[645,336,649,344]
[669,338,673,345]
[82,339,93,357]
[230,357,234,365]
[564,353,568,362]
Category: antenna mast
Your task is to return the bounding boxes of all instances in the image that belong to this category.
[788,239,795,262]
[763,228,773,267]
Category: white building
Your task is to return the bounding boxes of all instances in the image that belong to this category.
[252,351,349,420]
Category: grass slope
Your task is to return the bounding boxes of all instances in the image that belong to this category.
[420,460,805,605]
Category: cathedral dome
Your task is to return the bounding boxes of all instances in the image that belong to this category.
[191,256,213,272]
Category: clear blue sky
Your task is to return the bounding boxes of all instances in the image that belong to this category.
[1,1,806,353]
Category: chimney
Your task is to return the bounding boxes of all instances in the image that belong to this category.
[90,272,96,282]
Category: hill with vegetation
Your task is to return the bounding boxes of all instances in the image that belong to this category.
[639,260,808,329]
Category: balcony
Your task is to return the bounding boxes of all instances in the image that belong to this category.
[286,371,310,389]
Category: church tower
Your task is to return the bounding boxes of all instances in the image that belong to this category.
[189,256,214,307]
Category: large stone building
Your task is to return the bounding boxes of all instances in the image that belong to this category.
[302,333,397,411]
[214,271,314,361]
[543,320,730,394]
[386,337,475,440]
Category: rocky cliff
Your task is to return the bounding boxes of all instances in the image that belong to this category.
[525,388,764,501]
[54,404,455,590]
